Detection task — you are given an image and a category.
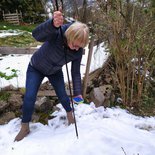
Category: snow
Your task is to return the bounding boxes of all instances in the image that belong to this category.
[0,41,109,88]
[0,30,23,38]
[0,103,155,155]
[0,30,155,155]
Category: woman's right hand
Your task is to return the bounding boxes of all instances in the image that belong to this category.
[53,10,64,28]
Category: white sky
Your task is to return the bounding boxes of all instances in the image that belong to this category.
[0,30,155,155]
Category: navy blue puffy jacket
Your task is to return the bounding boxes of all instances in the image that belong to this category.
[31,19,83,96]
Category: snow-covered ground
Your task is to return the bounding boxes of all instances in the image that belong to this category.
[0,39,108,88]
[0,29,23,38]
[0,30,155,155]
[0,103,155,155]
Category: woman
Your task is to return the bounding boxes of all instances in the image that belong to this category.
[14,10,89,141]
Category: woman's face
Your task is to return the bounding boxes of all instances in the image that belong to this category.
[68,40,82,51]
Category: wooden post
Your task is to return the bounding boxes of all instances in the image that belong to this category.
[83,37,94,98]
[19,10,23,22]
[2,11,5,20]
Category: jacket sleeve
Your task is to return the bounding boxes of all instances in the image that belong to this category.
[32,19,59,42]
[71,52,83,96]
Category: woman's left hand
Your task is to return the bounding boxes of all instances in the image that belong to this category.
[73,95,84,104]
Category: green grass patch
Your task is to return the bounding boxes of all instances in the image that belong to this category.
[0,30,40,47]
[0,21,37,32]
[0,21,42,47]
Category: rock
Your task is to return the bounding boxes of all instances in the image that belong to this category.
[31,113,40,123]
[90,85,113,107]
[40,81,53,90]
[90,87,105,107]
[1,84,17,91]
[99,85,113,99]
[8,94,23,110]
[0,100,10,113]
[0,112,16,125]
[35,96,54,113]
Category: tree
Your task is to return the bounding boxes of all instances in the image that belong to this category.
[93,0,155,107]
[0,0,45,23]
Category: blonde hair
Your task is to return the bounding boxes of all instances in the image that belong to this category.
[65,22,89,48]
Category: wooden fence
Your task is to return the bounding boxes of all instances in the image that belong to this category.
[2,10,22,25]
[0,46,37,54]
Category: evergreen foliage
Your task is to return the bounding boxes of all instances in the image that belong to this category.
[0,0,45,23]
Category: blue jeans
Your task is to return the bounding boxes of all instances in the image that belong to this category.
[22,64,72,123]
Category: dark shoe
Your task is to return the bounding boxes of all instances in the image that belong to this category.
[14,123,30,142]
[67,111,75,125]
